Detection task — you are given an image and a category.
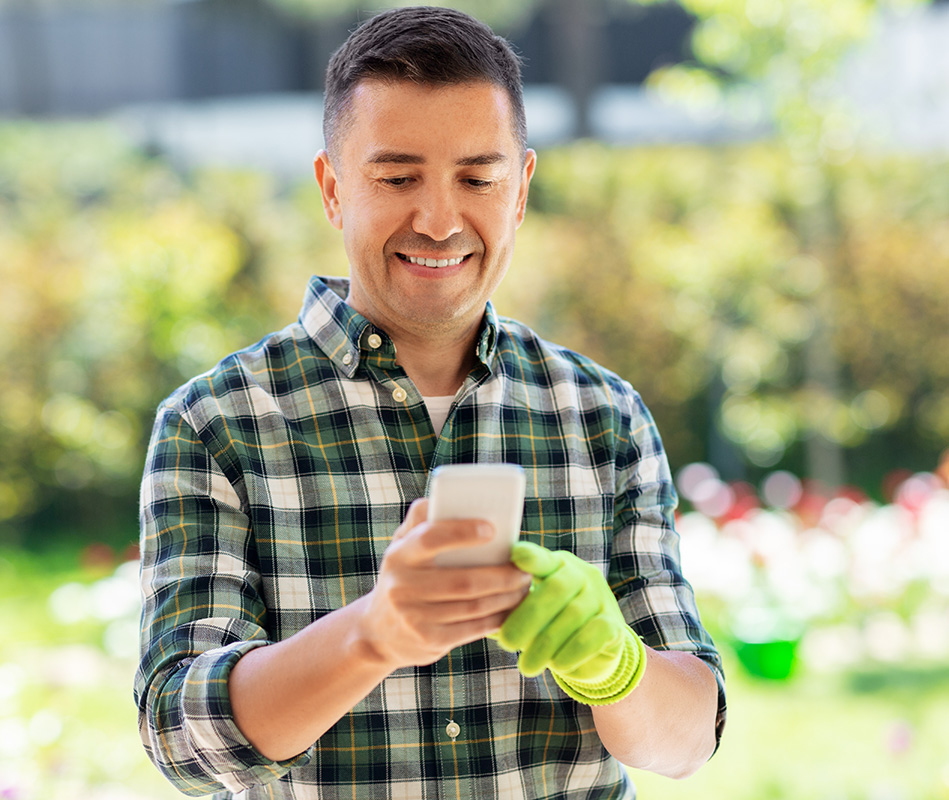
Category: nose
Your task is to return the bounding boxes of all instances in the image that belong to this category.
[411,183,464,242]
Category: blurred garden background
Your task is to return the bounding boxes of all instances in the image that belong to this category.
[2,0,949,797]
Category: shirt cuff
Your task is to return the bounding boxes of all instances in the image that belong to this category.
[155,639,314,795]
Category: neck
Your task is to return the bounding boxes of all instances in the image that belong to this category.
[389,323,480,397]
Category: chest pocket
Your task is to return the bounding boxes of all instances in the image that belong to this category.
[520,491,613,567]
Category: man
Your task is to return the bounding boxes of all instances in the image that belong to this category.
[135,7,725,799]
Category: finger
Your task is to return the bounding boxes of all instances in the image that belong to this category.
[516,584,602,676]
[428,585,531,626]
[510,541,561,578]
[497,564,582,652]
[388,516,494,569]
[412,518,496,562]
[398,612,514,665]
[446,610,516,649]
[549,614,623,675]
[394,563,531,604]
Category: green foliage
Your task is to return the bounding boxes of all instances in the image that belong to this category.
[1,123,947,543]
[501,141,949,480]
[644,0,931,160]
[0,123,345,544]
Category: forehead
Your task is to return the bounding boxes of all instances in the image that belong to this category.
[341,79,520,160]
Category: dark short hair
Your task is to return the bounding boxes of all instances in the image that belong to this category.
[323,6,527,158]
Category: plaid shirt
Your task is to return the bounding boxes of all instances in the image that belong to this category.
[135,276,726,799]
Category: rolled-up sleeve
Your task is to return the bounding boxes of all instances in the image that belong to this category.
[608,388,727,751]
[134,405,312,796]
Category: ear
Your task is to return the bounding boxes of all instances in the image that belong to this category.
[514,149,537,229]
[314,150,343,230]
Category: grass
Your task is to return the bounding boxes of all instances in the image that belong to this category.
[633,654,949,800]
[2,546,948,799]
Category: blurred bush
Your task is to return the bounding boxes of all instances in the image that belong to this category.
[0,122,346,545]
[1,122,947,546]
[502,141,949,487]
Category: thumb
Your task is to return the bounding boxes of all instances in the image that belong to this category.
[510,541,562,579]
[392,498,428,542]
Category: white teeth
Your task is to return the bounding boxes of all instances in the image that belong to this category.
[405,255,465,268]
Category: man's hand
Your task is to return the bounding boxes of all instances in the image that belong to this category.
[357,499,532,670]
[497,541,647,705]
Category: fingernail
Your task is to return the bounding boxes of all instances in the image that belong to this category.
[478,522,495,539]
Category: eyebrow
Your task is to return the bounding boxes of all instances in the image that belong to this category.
[366,151,508,167]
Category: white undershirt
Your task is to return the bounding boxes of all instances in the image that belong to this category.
[422,395,455,434]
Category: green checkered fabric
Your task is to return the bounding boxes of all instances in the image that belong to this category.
[135,276,726,799]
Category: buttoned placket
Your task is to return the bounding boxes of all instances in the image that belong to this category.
[424,352,499,800]
[433,648,470,799]
[345,311,502,799]
[349,328,473,793]
[360,329,413,405]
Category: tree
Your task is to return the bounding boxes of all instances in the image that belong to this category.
[639,0,932,486]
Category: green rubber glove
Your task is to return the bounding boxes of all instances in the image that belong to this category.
[497,541,647,705]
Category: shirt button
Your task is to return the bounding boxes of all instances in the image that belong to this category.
[392,387,408,403]
[445,721,461,740]
[367,333,383,349]
[342,353,353,366]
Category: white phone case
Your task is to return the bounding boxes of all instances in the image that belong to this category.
[427,463,526,567]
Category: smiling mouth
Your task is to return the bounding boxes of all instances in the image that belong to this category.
[396,253,471,268]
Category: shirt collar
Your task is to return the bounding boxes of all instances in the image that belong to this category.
[298,275,501,376]
[298,276,370,378]
[477,299,500,365]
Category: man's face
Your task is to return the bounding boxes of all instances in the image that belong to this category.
[315,80,535,343]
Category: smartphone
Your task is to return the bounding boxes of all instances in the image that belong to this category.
[427,463,526,567]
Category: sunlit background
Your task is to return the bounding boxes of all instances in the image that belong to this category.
[1,0,948,797]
